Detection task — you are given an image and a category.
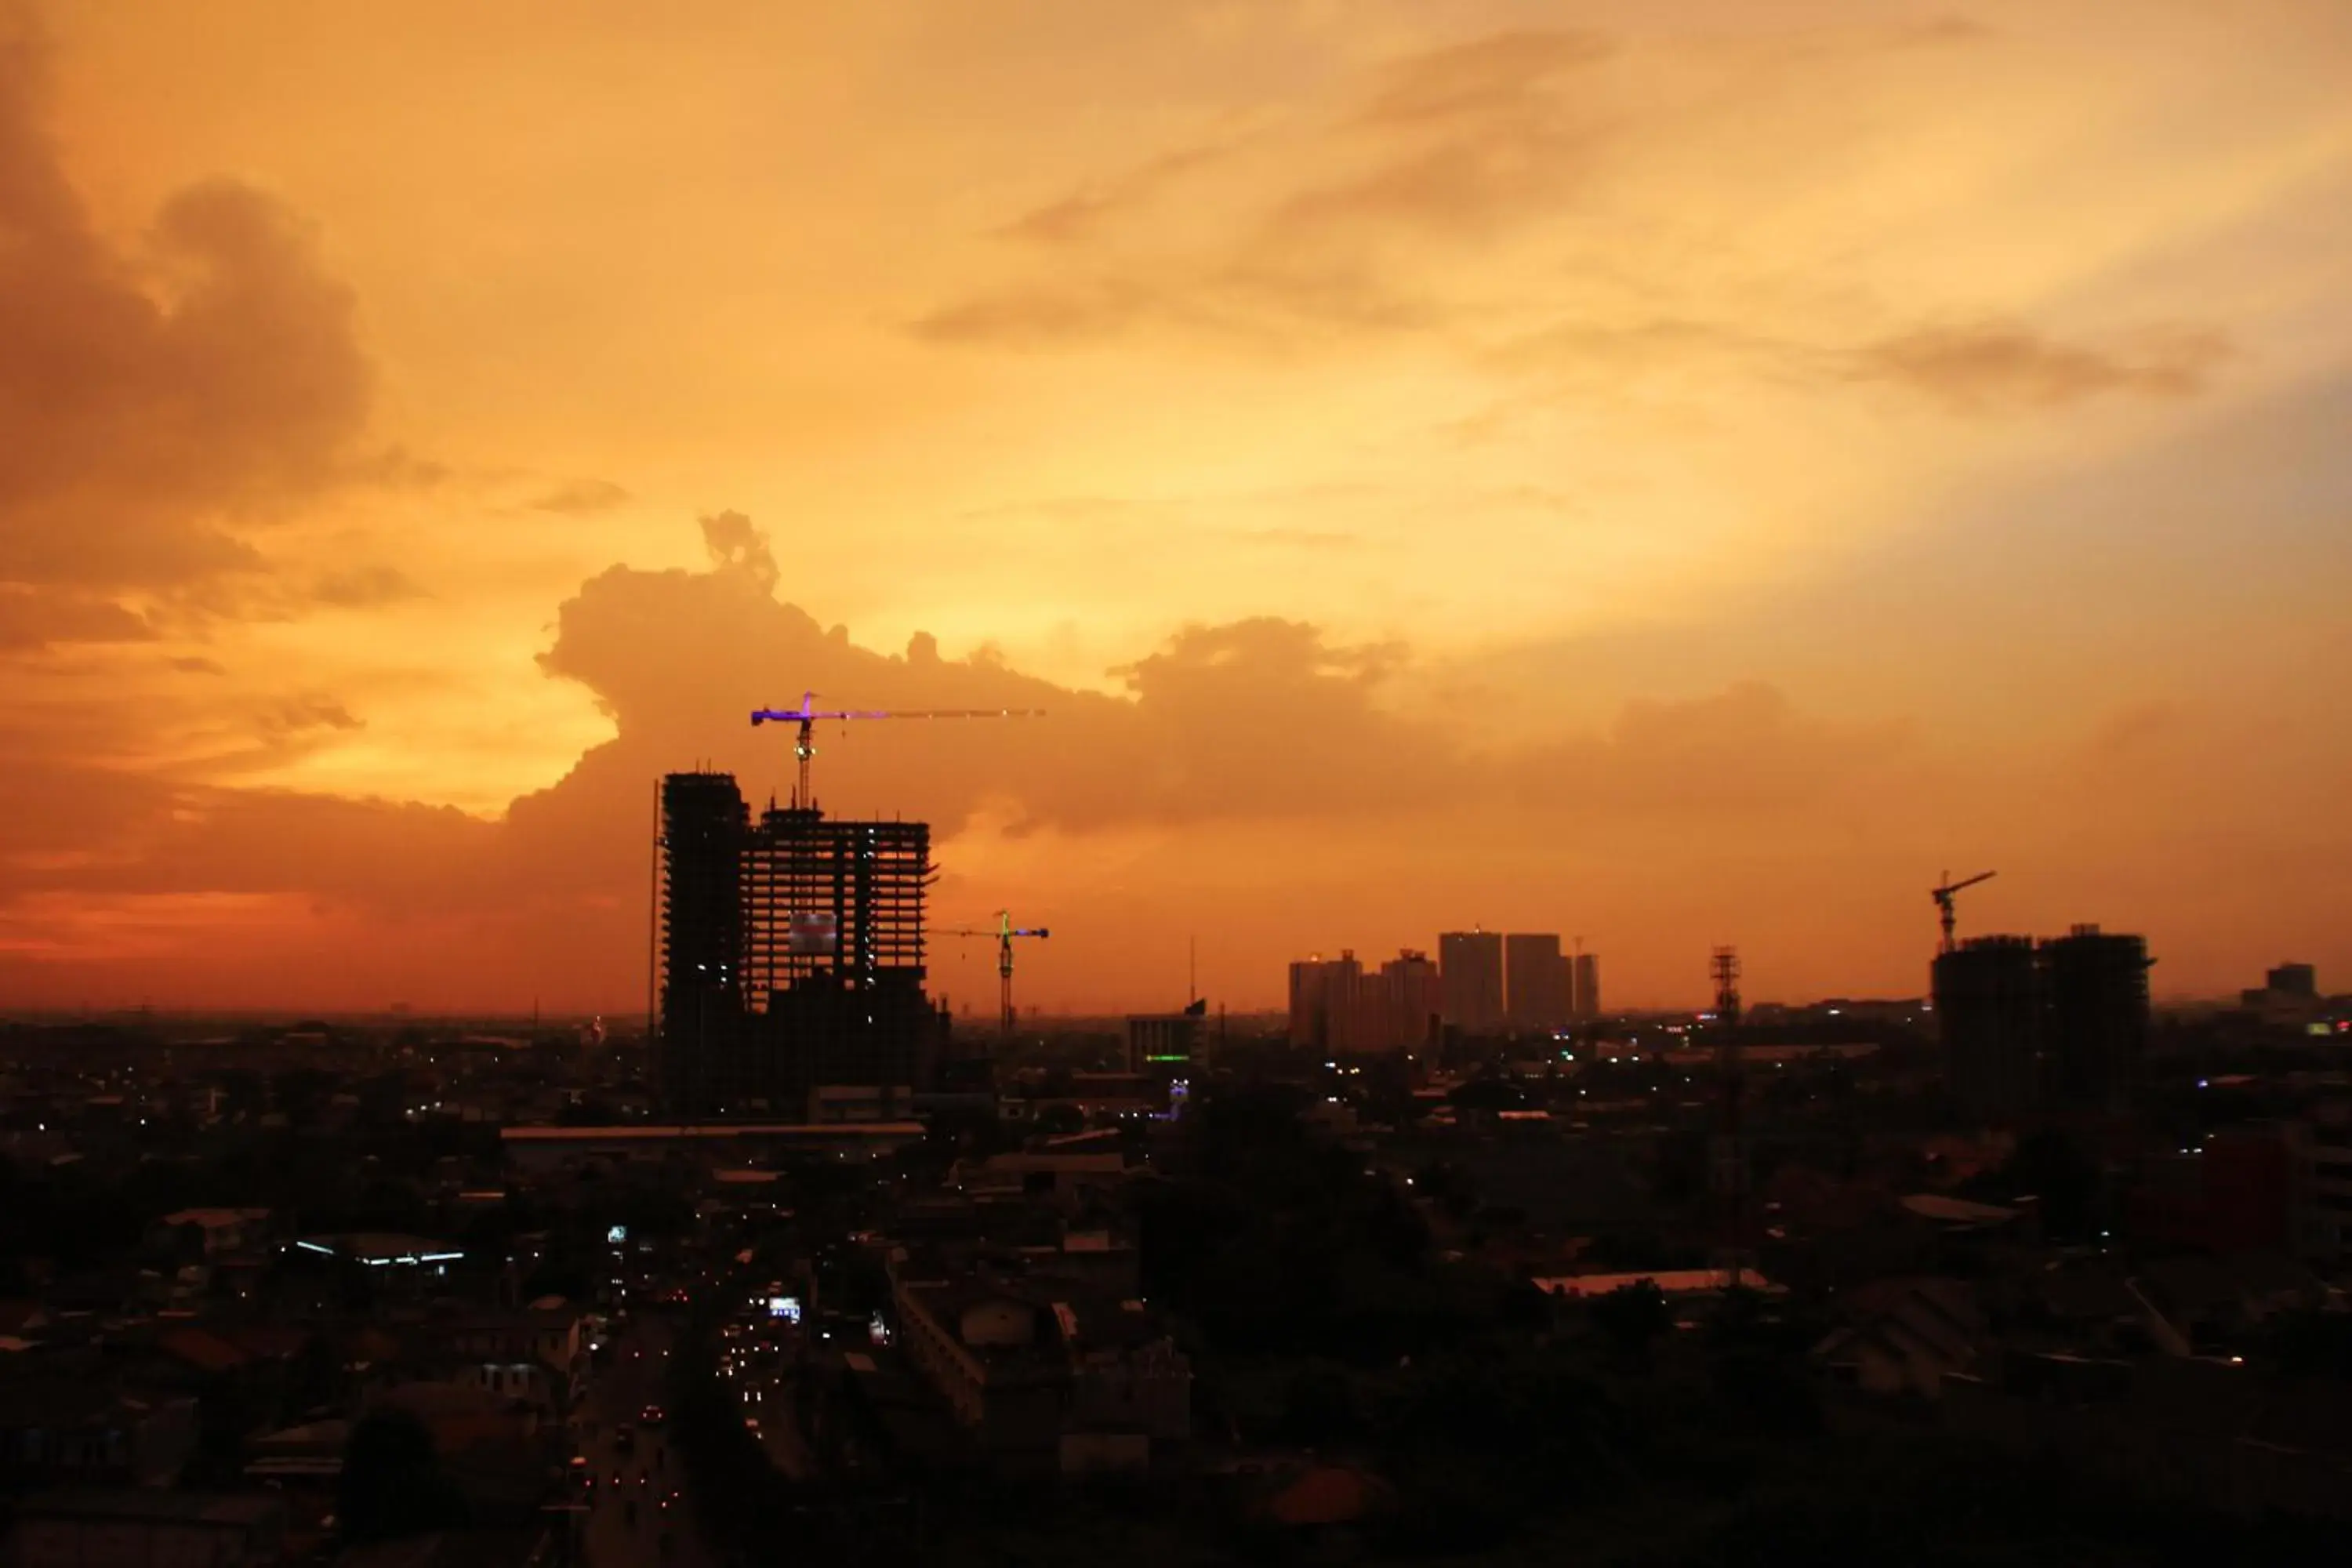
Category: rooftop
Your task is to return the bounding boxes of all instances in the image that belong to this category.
[1534,1269,1783,1298]
[13,1490,284,1526]
[499,1122,925,1142]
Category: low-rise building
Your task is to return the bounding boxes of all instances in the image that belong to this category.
[2287,1102,2352,1265]
[6,1490,285,1568]
[888,1254,1190,1475]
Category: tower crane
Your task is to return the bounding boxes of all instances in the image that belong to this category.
[942,911,1049,1044]
[750,691,1044,810]
[1931,869,1997,953]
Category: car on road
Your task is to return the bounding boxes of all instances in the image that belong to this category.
[639,1403,665,1428]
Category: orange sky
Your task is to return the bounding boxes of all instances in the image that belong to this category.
[2,0,2348,1015]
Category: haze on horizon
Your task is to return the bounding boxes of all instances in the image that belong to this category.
[2,0,2347,1017]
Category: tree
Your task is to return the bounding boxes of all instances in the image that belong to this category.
[338,1408,466,1541]
[1987,1128,2102,1240]
[1588,1280,1672,1368]
[281,1334,348,1423]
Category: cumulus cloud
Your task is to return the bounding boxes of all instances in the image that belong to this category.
[6,508,2334,1008]
[696,509,779,593]
[0,15,374,653]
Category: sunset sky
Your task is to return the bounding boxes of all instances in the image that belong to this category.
[2,0,2348,1016]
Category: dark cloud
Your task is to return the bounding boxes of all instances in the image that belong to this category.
[169,655,226,675]
[260,694,363,739]
[527,478,632,516]
[0,587,153,652]
[1851,324,2228,412]
[0,16,372,627]
[0,510,2201,1006]
[696,509,779,593]
[311,565,426,608]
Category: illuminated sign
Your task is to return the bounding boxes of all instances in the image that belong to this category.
[607,1225,628,1245]
[768,1296,802,1323]
[787,913,837,955]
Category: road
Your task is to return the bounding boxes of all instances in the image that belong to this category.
[575,1320,713,1568]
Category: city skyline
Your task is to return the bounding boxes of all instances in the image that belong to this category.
[4,1,2351,1013]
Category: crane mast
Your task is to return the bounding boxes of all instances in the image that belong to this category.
[944,910,1049,1044]
[1931,869,1998,953]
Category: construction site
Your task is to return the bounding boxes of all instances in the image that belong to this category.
[653,692,1042,1120]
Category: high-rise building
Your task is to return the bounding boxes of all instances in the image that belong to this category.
[1289,949,1435,1054]
[1934,925,2150,1125]
[1380,949,1441,1052]
[2043,924,2149,1117]
[1288,953,1360,1051]
[1504,933,1570,1033]
[2268,963,2318,999]
[1572,953,1601,1022]
[1439,930,1504,1033]
[658,775,948,1119]
[658,773,749,1115]
[1934,936,2044,1125]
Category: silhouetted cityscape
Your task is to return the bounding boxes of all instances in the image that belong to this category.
[5,5,2350,1566]
[3,755,2349,1566]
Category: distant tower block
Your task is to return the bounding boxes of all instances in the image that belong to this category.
[1439,931,1504,1033]
[1504,933,1570,1033]
[1572,952,1601,1021]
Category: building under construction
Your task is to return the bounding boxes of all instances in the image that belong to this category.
[1934,924,2151,1126]
[657,772,948,1119]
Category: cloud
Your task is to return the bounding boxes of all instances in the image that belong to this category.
[311,564,427,608]
[697,509,779,593]
[9,509,2325,1008]
[1508,681,1914,816]
[169,655,226,675]
[1000,136,1246,248]
[1356,31,1614,129]
[526,477,632,516]
[915,28,1611,349]
[0,587,154,652]
[260,694,363,739]
[909,278,1166,347]
[0,13,375,675]
[1850,324,2229,412]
